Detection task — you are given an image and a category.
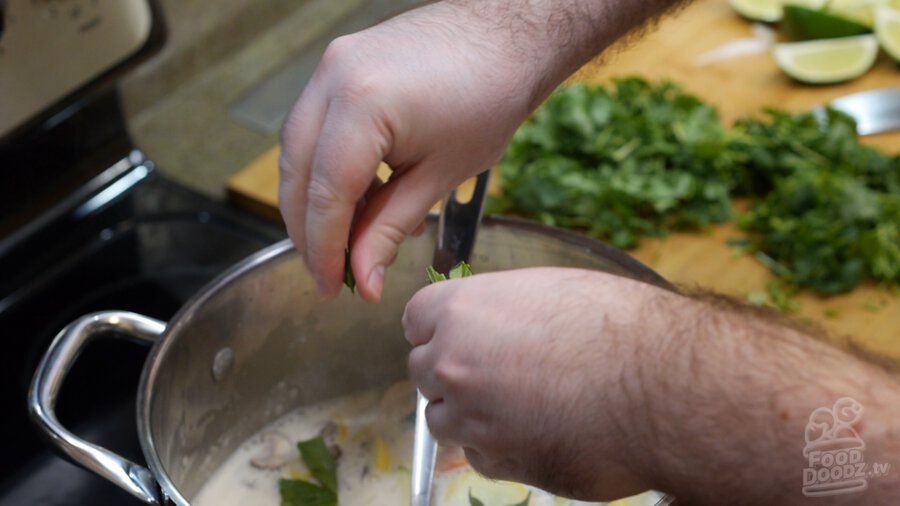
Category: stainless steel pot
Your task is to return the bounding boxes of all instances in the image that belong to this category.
[29,216,671,505]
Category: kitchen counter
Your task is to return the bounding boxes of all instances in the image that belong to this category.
[226,0,900,364]
[120,0,411,197]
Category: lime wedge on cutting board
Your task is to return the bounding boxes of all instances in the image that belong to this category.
[830,0,900,22]
[782,5,872,39]
[827,0,889,27]
[773,34,879,83]
[876,6,900,60]
[730,0,826,22]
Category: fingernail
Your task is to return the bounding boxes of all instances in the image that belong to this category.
[313,274,328,296]
[313,272,336,299]
[367,264,385,299]
[401,309,412,345]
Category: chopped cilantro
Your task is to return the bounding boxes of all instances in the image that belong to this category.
[492,77,900,296]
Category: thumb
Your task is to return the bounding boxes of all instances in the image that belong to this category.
[350,167,447,302]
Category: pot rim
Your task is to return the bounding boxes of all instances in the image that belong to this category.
[136,214,672,504]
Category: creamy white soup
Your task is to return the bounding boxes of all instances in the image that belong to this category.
[192,381,663,506]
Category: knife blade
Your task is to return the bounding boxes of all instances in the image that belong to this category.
[411,169,491,506]
[432,171,491,274]
[819,87,900,136]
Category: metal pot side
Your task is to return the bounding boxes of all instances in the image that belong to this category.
[48,216,668,505]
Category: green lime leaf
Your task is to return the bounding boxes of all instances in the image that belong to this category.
[297,436,338,494]
[468,489,486,506]
[279,479,336,506]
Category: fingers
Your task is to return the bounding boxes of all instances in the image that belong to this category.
[424,400,466,447]
[462,447,517,483]
[410,343,464,447]
[428,406,503,466]
[278,81,328,262]
[281,83,441,302]
[349,167,445,302]
[304,101,390,298]
[402,283,442,346]
[355,177,385,222]
[411,220,427,237]
[408,343,440,400]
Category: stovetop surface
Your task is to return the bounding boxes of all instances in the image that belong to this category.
[0,168,286,505]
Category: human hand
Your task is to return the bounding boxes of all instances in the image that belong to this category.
[278,3,544,303]
[406,265,900,504]
[403,267,680,500]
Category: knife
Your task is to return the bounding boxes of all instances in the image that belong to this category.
[817,87,900,136]
[411,169,491,506]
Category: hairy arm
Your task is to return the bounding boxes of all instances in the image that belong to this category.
[403,268,900,504]
[279,0,685,302]
[627,292,900,504]
[443,0,687,107]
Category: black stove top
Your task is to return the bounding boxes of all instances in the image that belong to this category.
[0,107,285,504]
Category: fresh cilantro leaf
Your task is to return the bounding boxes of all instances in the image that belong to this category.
[862,300,882,313]
[343,248,355,293]
[427,262,474,284]
[766,280,800,313]
[746,291,768,306]
[426,265,447,283]
[735,111,900,294]
[297,436,338,494]
[493,77,900,296]
[494,78,740,250]
[449,262,474,279]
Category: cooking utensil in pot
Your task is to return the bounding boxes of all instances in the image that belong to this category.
[29,216,674,505]
[412,170,491,506]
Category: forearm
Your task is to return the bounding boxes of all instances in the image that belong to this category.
[420,0,687,108]
[635,294,900,504]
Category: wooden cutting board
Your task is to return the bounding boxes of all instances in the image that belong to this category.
[228,0,900,363]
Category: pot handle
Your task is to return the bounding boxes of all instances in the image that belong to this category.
[28,311,167,505]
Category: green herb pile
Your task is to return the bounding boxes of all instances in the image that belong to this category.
[491,77,900,295]
[492,78,741,249]
[733,109,900,294]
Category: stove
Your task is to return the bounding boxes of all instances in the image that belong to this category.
[0,1,285,503]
